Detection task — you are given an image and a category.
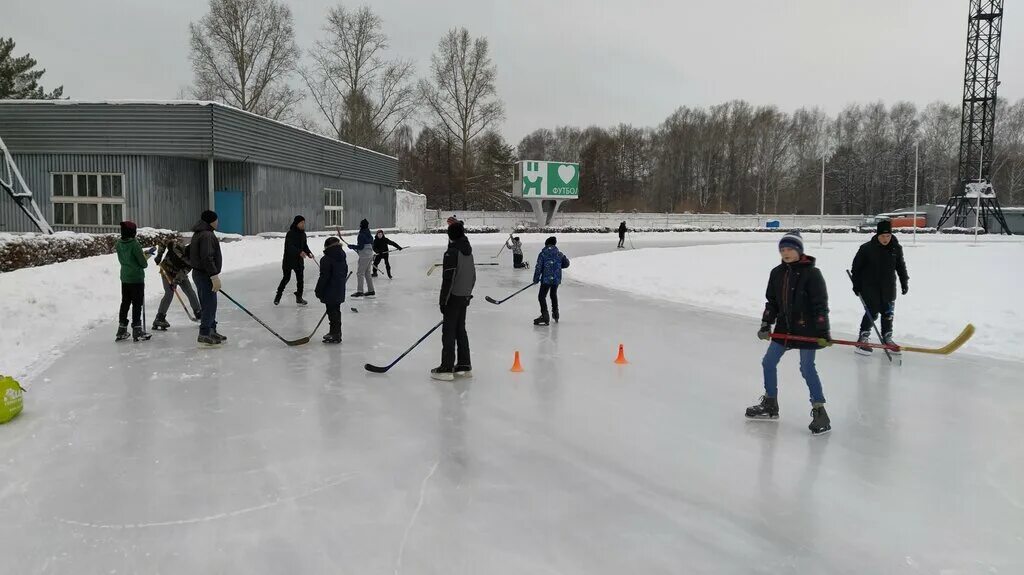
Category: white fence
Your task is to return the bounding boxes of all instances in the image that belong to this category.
[422,210,866,230]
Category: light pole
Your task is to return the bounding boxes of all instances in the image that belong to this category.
[975,148,983,244]
[819,154,826,248]
[912,142,919,246]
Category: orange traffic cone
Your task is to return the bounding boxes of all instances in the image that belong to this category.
[614,344,629,364]
[510,351,524,372]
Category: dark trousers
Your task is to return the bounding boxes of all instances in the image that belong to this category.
[157,271,201,317]
[326,302,342,336]
[617,235,625,248]
[277,262,304,296]
[539,283,559,318]
[372,253,391,277]
[513,253,525,268]
[859,300,896,335]
[119,282,145,326]
[193,271,218,336]
[440,297,470,370]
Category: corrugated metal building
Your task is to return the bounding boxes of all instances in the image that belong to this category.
[0,101,397,234]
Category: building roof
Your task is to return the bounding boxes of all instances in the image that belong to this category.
[0,100,397,185]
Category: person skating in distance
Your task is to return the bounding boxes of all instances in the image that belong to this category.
[506,236,528,269]
[372,230,403,279]
[315,236,348,344]
[746,231,832,435]
[850,220,909,354]
[349,219,375,298]
[432,220,476,381]
[190,210,225,347]
[533,236,570,326]
[617,221,627,249]
[275,215,314,306]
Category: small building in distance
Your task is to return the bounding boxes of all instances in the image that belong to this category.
[0,100,398,234]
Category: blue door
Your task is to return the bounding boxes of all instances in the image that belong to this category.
[214,189,244,234]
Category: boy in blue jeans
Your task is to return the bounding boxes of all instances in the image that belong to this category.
[746,231,832,435]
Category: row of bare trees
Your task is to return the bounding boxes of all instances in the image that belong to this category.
[187,0,1024,214]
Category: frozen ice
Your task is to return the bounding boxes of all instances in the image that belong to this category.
[1,236,1022,573]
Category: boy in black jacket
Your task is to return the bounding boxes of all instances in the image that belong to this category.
[432,220,476,381]
[275,215,314,306]
[746,231,832,435]
[315,237,349,344]
[850,219,909,352]
[371,230,403,278]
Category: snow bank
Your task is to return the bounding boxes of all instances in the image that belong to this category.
[570,238,1024,362]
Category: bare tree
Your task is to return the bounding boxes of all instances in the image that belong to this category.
[188,0,301,120]
[420,28,505,210]
[302,5,418,149]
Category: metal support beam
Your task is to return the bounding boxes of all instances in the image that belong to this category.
[207,157,215,211]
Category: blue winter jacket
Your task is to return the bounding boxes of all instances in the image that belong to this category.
[534,246,570,286]
[349,228,373,254]
[315,243,349,304]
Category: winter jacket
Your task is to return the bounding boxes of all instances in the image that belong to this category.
[283,223,313,267]
[155,239,192,278]
[189,220,222,276]
[373,234,402,254]
[315,243,349,305]
[350,228,374,258]
[534,246,570,286]
[506,239,523,255]
[116,238,148,284]
[762,255,830,350]
[440,234,476,306]
[618,223,627,238]
[850,234,909,312]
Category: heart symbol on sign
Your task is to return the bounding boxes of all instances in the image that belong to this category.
[557,164,576,184]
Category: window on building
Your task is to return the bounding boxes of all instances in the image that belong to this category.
[51,172,126,227]
[324,188,344,228]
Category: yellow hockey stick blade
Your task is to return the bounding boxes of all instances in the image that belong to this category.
[900,324,975,355]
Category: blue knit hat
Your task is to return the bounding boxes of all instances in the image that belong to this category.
[778,231,804,254]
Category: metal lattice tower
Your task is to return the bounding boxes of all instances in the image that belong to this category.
[938,0,1013,233]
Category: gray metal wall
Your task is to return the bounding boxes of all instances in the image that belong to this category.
[1,154,206,233]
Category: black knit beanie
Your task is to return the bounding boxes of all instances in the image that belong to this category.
[120,220,137,239]
[877,220,893,235]
[201,210,218,224]
[545,236,557,246]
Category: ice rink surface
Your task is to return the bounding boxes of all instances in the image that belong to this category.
[2,237,1022,574]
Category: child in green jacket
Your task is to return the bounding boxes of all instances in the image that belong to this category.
[115,221,152,342]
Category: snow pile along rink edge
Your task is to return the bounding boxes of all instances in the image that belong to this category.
[569,240,1024,362]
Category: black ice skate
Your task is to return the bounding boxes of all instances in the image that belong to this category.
[365,291,376,297]
[430,366,455,381]
[197,333,221,347]
[351,292,365,298]
[115,321,129,342]
[295,292,308,306]
[745,395,779,420]
[533,314,550,326]
[809,405,831,435]
[454,365,473,378]
[132,324,152,342]
[855,330,873,356]
[882,332,901,355]
[322,333,342,344]
[210,330,227,343]
[274,292,282,305]
[553,310,560,323]
[152,313,170,331]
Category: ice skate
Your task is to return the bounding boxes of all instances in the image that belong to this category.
[295,292,308,306]
[115,321,129,342]
[322,333,341,344]
[809,405,831,435]
[132,324,152,342]
[533,313,550,326]
[197,334,221,347]
[151,313,170,331]
[274,292,282,306]
[430,366,455,381]
[454,365,473,378]
[855,330,873,356]
[211,330,227,343]
[745,395,779,420]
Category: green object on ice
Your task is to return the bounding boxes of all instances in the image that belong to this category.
[0,375,25,424]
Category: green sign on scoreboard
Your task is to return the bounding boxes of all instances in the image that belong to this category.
[514,160,580,199]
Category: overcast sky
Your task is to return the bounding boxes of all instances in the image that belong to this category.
[7,0,1022,143]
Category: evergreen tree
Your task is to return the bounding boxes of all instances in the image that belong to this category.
[0,38,64,100]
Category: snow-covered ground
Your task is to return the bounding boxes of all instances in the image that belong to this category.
[571,235,1024,362]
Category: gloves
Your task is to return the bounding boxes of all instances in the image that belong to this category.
[757,322,772,341]
[901,282,909,296]
[210,274,222,292]
[398,246,404,251]
[817,334,834,348]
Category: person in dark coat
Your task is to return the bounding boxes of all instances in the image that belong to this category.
[349,219,375,297]
[371,230,403,279]
[315,236,349,344]
[189,210,225,346]
[432,220,476,381]
[532,236,570,326]
[850,220,909,348]
[746,231,832,435]
[275,215,314,306]
[617,221,627,249]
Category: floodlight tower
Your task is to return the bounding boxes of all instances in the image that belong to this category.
[937,0,1013,233]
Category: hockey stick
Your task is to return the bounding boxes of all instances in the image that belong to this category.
[493,233,513,258]
[364,320,444,373]
[160,267,197,322]
[426,263,442,276]
[770,324,975,355]
[220,290,316,346]
[485,281,538,305]
[628,230,636,250]
[846,270,893,363]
